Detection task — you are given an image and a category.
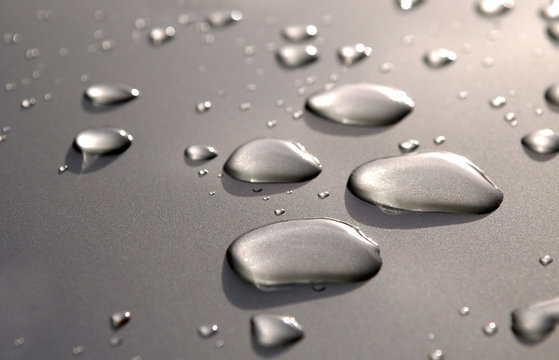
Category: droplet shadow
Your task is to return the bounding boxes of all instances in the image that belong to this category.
[522,147,558,162]
[251,337,295,358]
[64,145,120,174]
[344,188,488,229]
[220,173,308,197]
[303,108,393,137]
[221,258,365,310]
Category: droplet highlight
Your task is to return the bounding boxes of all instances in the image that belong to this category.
[149,26,175,45]
[206,10,243,28]
[477,0,515,16]
[198,324,219,338]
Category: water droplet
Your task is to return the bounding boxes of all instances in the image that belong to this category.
[459,306,471,316]
[306,83,415,127]
[243,45,258,56]
[246,83,257,92]
[490,96,506,108]
[209,191,216,196]
[5,82,16,91]
[396,0,425,10]
[84,84,139,106]
[274,209,286,216]
[3,126,12,133]
[59,47,69,57]
[109,336,123,346]
[101,39,116,52]
[72,345,84,355]
[429,349,444,360]
[25,48,40,59]
[21,78,31,86]
[477,0,515,16]
[434,136,446,145]
[281,25,318,42]
[481,57,495,68]
[347,152,503,215]
[504,112,516,122]
[149,27,175,45]
[21,98,36,109]
[338,43,372,65]
[512,296,559,342]
[223,138,321,183]
[252,187,263,193]
[483,322,498,336]
[286,190,294,194]
[424,48,457,68]
[521,129,559,154]
[277,45,319,68]
[198,169,208,177]
[401,34,415,46]
[74,127,133,156]
[58,165,69,174]
[541,0,559,20]
[206,10,243,28]
[535,108,544,116]
[540,255,553,266]
[35,9,53,22]
[251,314,304,347]
[318,191,330,199]
[263,196,270,201]
[110,311,131,328]
[379,62,395,73]
[266,120,277,128]
[185,145,218,161]
[13,337,25,346]
[195,101,212,113]
[398,139,419,153]
[226,218,382,289]
[292,110,303,119]
[43,93,53,101]
[428,333,436,340]
[198,324,219,338]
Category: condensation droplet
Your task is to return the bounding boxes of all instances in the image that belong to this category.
[109,336,123,347]
[13,337,25,346]
[424,48,457,68]
[198,324,219,338]
[84,84,139,106]
[196,101,212,113]
[483,322,498,336]
[21,98,36,109]
[318,191,330,199]
[111,311,131,329]
[540,255,553,266]
[338,43,372,65]
[240,102,251,111]
[198,169,208,177]
[58,165,68,174]
[490,96,506,108]
[251,314,304,347]
[277,45,319,68]
[459,306,471,316]
[72,345,84,355]
[522,129,559,154]
[429,349,444,360]
[379,62,395,73]
[149,26,175,45]
[185,145,218,161]
[267,120,277,128]
[206,10,243,28]
[281,25,318,42]
[274,209,286,216]
[398,139,419,153]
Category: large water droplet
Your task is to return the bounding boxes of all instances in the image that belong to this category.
[185,145,218,161]
[226,218,382,289]
[477,0,514,16]
[223,138,321,183]
[251,314,304,347]
[338,43,372,65]
[74,127,133,156]
[521,129,559,154]
[512,297,559,342]
[347,152,503,215]
[84,84,139,106]
[110,311,131,328]
[206,10,243,28]
[396,0,425,10]
[305,83,414,127]
[281,25,318,42]
[424,48,457,68]
[149,26,175,45]
[276,45,319,68]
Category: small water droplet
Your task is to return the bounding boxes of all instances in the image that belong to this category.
[149,26,175,45]
[483,322,498,336]
[338,43,372,65]
[59,47,69,57]
[401,34,415,47]
[427,333,436,341]
[209,191,216,196]
[318,191,330,199]
[101,39,116,52]
[266,120,277,128]
[510,120,518,128]
[43,93,53,101]
[84,84,139,106]
[263,196,270,201]
[281,25,318,42]
[109,336,123,347]
[58,165,68,174]
[25,48,40,59]
[274,209,286,216]
[198,169,208,177]
[459,306,471,316]
[429,349,444,360]
[21,78,31,86]
[512,296,559,342]
[396,0,425,11]
[198,324,219,338]
[74,127,133,156]
[277,45,319,68]
[251,314,304,347]
[239,102,251,111]
[379,62,395,73]
[522,129,559,154]
[134,18,151,30]
[489,96,506,108]
[35,10,53,22]
[5,82,16,91]
[398,139,419,153]
[504,112,516,122]
[111,311,131,329]
[292,110,303,120]
[306,83,415,127]
[481,57,495,68]
[80,74,89,83]
[206,10,243,28]
[215,339,225,348]
[539,255,553,266]
[13,337,25,346]
[185,145,218,161]
[21,98,36,109]
[434,136,446,145]
[72,345,84,355]
[252,187,263,193]
[3,126,12,133]
[535,108,544,116]
[477,0,515,16]
[195,101,212,113]
[424,48,457,68]
[246,83,257,92]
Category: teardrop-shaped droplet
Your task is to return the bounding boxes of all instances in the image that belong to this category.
[305,83,415,127]
[281,25,318,42]
[223,138,321,183]
[226,218,382,289]
[185,145,218,161]
[476,0,514,16]
[541,1,559,20]
[512,297,559,342]
[206,10,243,28]
[84,84,139,106]
[251,314,304,347]
[521,129,559,154]
[347,152,503,214]
[338,43,372,65]
[545,84,559,106]
[149,26,175,45]
[110,311,131,329]
[399,139,419,153]
[276,45,319,68]
[396,0,425,11]
[424,48,457,68]
[74,127,133,156]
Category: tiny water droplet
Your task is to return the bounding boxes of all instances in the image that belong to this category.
[459,306,471,316]
[178,13,195,25]
[84,84,139,106]
[338,43,372,65]
[277,45,319,68]
[25,48,40,59]
[521,129,559,154]
[539,255,553,266]
[239,102,251,111]
[429,349,444,360]
[198,169,208,177]
[72,345,84,355]
[489,96,506,108]
[427,333,436,341]
[477,0,515,16]
[424,48,457,68]
[434,136,446,145]
[512,296,559,342]
[217,173,223,178]
[206,10,243,28]
[251,314,304,347]
[74,127,133,156]
[3,126,12,133]
[281,25,318,42]
[318,191,330,199]
[58,165,68,174]
[209,191,216,196]
[379,62,395,73]
[196,101,212,113]
[111,311,131,329]
[134,18,150,30]
[483,322,498,336]
[185,145,218,161]
[263,196,270,201]
[243,45,258,56]
[504,112,516,122]
[109,336,123,346]
[59,47,69,57]
[457,91,469,100]
[43,93,53,101]
[5,82,16,91]
[510,120,518,128]
[286,190,294,194]
[149,26,175,45]
[292,110,303,119]
[21,98,36,109]
[252,187,263,193]
[198,324,219,338]
[101,39,116,51]
[396,0,425,11]
[535,108,544,116]
[13,337,25,346]
[274,209,286,216]
[266,120,277,128]
[398,139,419,153]
[246,83,257,92]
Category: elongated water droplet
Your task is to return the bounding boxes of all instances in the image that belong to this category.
[399,139,419,153]
[84,84,139,106]
[434,136,446,145]
[347,152,503,215]
[74,127,133,156]
[198,324,219,338]
[459,306,470,316]
[306,83,415,127]
[149,26,175,45]
[483,322,498,336]
[318,191,330,199]
[281,25,318,42]
[223,138,321,183]
[542,1,559,20]
[490,96,506,108]
[512,297,559,342]
[424,48,457,68]
[277,45,319,68]
[338,43,372,65]
[251,314,304,347]
[206,10,243,28]
[396,0,425,10]
[111,311,131,328]
[185,145,218,161]
[198,169,208,177]
[227,218,382,289]
[429,349,444,360]
[521,129,559,154]
[540,255,553,266]
[58,165,69,174]
[477,0,514,16]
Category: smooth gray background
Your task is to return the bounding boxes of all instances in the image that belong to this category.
[1,0,558,359]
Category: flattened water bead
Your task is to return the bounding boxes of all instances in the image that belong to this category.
[306,83,414,127]
[347,152,503,214]
[226,218,382,289]
[84,84,139,106]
